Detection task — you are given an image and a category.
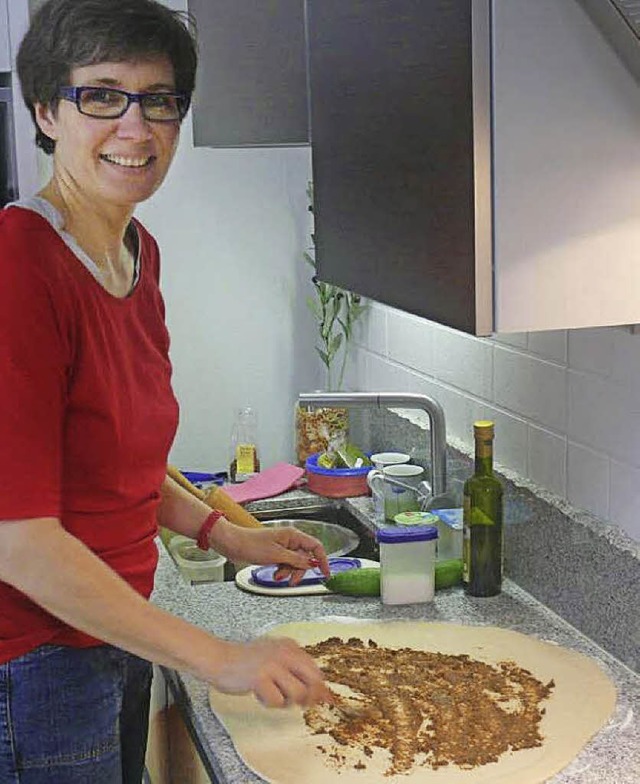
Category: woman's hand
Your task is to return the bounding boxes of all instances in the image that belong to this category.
[210,521,330,586]
[212,636,333,708]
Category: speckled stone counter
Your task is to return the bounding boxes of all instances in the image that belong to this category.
[151,541,640,784]
[348,408,640,673]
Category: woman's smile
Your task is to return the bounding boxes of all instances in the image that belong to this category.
[99,153,156,169]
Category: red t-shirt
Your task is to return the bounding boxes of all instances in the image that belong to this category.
[0,205,179,663]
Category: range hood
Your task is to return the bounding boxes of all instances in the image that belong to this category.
[577,0,640,81]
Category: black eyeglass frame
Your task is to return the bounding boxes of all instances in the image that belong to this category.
[58,86,191,122]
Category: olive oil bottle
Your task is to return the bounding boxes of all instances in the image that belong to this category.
[463,421,503,597]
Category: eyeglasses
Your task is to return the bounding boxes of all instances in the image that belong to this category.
[58,86,191,122]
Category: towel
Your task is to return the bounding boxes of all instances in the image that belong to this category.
[223,462,305,504]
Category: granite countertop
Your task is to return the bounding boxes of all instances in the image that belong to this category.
[151,502,640,784]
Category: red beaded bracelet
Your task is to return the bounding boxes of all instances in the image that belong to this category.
[196,509,223,551]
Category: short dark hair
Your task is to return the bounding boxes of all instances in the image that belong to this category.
[17,0,198,155]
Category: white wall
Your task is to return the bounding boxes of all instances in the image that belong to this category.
[348,305,640,543]
[136,121,320,472]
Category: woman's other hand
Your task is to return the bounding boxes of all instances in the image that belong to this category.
[212,636,333,708]
[210,522,331,586]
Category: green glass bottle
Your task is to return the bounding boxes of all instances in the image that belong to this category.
[463,421,503,597]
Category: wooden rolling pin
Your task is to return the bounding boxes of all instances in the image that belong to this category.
[166,465,263,529]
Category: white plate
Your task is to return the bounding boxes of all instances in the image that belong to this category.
[234,559,380,597]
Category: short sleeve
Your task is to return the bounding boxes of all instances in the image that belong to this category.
[0,222,69,520]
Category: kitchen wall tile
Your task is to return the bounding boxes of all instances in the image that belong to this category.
[364,352,424,393]
[567,442,609,519]
[527,424,567,497]
[494,346,567,432]
[527,330,568,364]
[567,327,614,376]
[414,379,483,448]
[352,302,387,356]
[608,327,640,388]
[491,332,528,349]
[479,404,529,476]
[431,324,494,399]
[609,460,640,541]
[386,310,434,375]
[568,370,640,468]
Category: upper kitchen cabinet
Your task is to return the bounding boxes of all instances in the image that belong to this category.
[0,0,10,72]
[187,0,308,147]
[306,0,640,335]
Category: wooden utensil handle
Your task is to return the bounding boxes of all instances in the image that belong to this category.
[204,486,263,529]
[167,464,206,500]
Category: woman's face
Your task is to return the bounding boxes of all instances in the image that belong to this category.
[35,57,182,209]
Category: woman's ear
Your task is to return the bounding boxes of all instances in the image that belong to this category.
[34,103,59,142]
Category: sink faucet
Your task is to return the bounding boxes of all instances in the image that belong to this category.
[297,392,447,498]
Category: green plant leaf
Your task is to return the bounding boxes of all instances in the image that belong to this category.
[316,347,330,368]
[330,333,344,354]
[306,296,322,319]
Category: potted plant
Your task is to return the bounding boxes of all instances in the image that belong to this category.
[295,183,368,465]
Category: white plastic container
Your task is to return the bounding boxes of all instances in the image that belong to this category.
[375,525,438,605]
[168,535,227,584]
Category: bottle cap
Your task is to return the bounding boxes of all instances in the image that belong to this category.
[474,420,494,437]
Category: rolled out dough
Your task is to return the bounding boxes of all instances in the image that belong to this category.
[208,620,617,783]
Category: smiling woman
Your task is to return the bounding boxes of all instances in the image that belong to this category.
[0,2,333,784]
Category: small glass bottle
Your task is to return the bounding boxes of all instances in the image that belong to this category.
[462,421,504,597]
[229,407,261,483]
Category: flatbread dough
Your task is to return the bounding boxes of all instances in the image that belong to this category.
[208,620,617,783]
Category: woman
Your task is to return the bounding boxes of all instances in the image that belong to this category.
[0,1,332,782]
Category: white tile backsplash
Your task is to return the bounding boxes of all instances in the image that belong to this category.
[353,302,387,356]
[527,330,568,364]
[567,328,614,376]
[567,442,610,519]
[527,425,567,497]
[432,324,494,399]
[386,311,434,375]
[493,346,567,432]
[609,461,640,541]
[351,304,640,542]
[568,370,640,468]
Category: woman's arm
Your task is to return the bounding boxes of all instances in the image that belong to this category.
[157,474,331,582]
[0,517,331,708]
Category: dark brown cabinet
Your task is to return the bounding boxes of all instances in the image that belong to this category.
[188,0,309,147]
[306,0,487,334]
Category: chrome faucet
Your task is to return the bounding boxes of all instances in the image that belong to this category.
[297,392,447,498]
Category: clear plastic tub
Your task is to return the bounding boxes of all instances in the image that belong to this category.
[375,525,438,605]
[431,508,463,560]
[168,535,227,584]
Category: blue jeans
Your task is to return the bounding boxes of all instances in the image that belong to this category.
[0,644,152,783]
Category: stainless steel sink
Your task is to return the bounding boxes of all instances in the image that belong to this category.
[258,519,359,557]
[251,502,379,563]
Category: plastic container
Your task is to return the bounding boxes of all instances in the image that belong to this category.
[168,535,227,584]
[305,452,371,498]
[375,525,438,605]
[393,511,440,526]
[432,508,463,561]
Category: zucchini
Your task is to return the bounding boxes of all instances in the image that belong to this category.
[326,567,381,596]
[324,559,463,596]
[435,558,463,589]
